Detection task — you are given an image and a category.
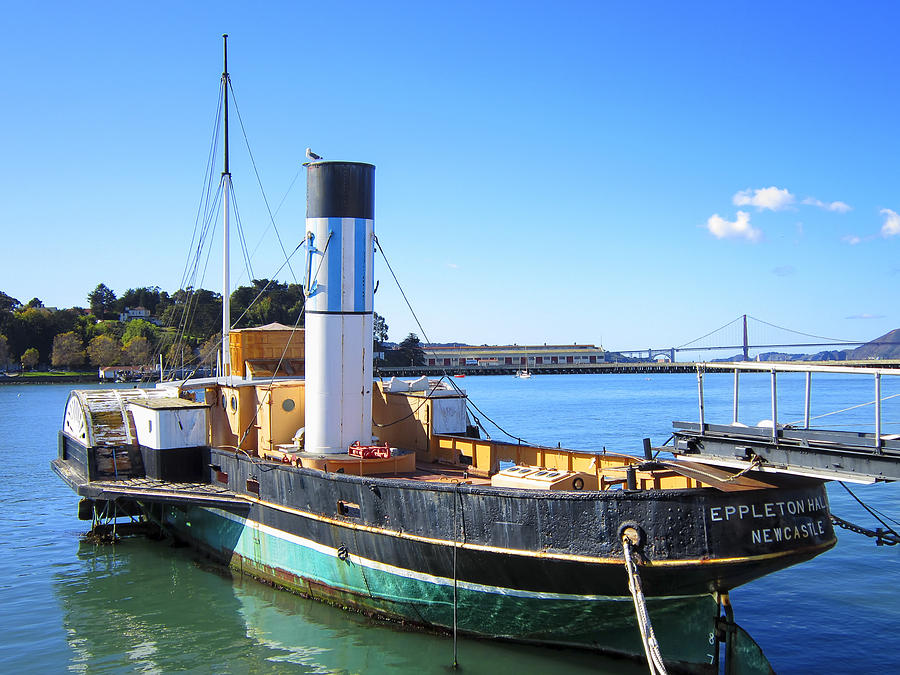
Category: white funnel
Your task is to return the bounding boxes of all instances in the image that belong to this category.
[304,162,375,454]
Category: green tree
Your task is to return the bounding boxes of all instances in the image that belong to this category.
[230,279,305,328]
[374,312,388,348]
[88,283,117,319]
[165,341,194,369]
[21,347,39,371]
[51,332,85,368]
[94,320,125,342]
[87,334,121,366]
[123,318,159,345]
[73,313,99,345]
[117,286,167,315]
[26,297,44,308]
[123,336,152,365]
[11,307,55,363]
[160,288,221,338]
[0,292,21,312]
[398,333,426,366]
[0,334,9,370]
[198,333,222,367]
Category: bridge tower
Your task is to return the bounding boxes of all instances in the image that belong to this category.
[742,314,749,361]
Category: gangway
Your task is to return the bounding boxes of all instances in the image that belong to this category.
[671,362,900,483]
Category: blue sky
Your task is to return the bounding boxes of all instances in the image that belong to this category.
[3,2,898,355]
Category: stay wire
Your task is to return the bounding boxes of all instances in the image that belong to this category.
[229,242,305,330]
[373,376,449,428]
[178,239,307,386]
[374,235,536,446]
[236,232,333,448]
[784,391,900,427]
[227,81,297,282]
[838,481,900,538]
[166,185,223,378]
[273,165,303,216]
[180,81,224,292]
[227,180,255,281]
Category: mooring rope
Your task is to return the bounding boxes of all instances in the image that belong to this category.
[622,534,668,675]
[452,482,460,669]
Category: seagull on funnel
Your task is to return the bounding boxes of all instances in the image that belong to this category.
[306,148,323,161]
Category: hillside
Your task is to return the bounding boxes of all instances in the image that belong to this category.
[712,327,900,362]
[848,328,900,360]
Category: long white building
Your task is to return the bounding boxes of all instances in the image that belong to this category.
[422,343,607,367]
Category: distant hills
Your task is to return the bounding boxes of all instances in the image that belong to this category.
[716,328,900,362]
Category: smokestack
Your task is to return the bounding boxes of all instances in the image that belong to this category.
[304,161,376,454]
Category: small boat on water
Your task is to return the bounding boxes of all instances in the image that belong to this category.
[514,368,532,378]
[51,38,900,673]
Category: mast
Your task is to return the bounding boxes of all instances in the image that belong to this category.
[221,34,232,377]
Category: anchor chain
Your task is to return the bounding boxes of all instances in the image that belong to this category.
[831,514,900,546]
[721,454,764,483]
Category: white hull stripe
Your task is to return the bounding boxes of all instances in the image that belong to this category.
[204,507,699,603]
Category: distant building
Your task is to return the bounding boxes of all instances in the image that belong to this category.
[421,344,607,367]
[119,306,160,325]
[98,365,156,381]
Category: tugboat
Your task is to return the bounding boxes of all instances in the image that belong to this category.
[49,37,856,673]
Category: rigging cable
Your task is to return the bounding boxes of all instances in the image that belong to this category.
[784,391,900,427]
[227,179,255,281]
[837,481,900,541]
[227,81,297,282]
[373,235,537,446]
[235,232,333,449]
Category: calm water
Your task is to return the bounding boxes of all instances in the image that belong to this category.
[1,374,898,673]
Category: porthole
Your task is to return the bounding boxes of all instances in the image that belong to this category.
[230,395,237,412]
[282,398,295,412]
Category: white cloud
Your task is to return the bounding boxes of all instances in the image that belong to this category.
[706,211,761,242]
[802,197,852,213]
[733,186,795,211]
[881,208,900,236]
[842,235,861,245]
[846,313,885,320]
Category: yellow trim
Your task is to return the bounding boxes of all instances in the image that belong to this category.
[241,494,836,567]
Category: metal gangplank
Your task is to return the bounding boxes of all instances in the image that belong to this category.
[671,363,900,484]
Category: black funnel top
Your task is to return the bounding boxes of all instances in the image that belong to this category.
[306,161,375,220]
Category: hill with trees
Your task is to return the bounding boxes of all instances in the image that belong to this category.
[0,279,308,373]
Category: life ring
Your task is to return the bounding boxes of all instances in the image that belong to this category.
[572,477,585,490]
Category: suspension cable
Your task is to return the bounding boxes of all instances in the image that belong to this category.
[747,315,859,345]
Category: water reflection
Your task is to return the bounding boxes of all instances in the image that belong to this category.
[54,537,649,674]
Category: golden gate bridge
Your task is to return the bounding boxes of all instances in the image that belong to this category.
[616,314,880,361]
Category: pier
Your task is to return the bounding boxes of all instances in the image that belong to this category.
[376,360,900,377]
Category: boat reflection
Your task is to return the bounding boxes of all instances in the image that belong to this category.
[53,535,775,673]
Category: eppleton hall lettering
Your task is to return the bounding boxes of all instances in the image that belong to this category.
[709,496,828,522]
[751,520,827,544]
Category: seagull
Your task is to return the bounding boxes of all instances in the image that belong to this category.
[306,147,322,161]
